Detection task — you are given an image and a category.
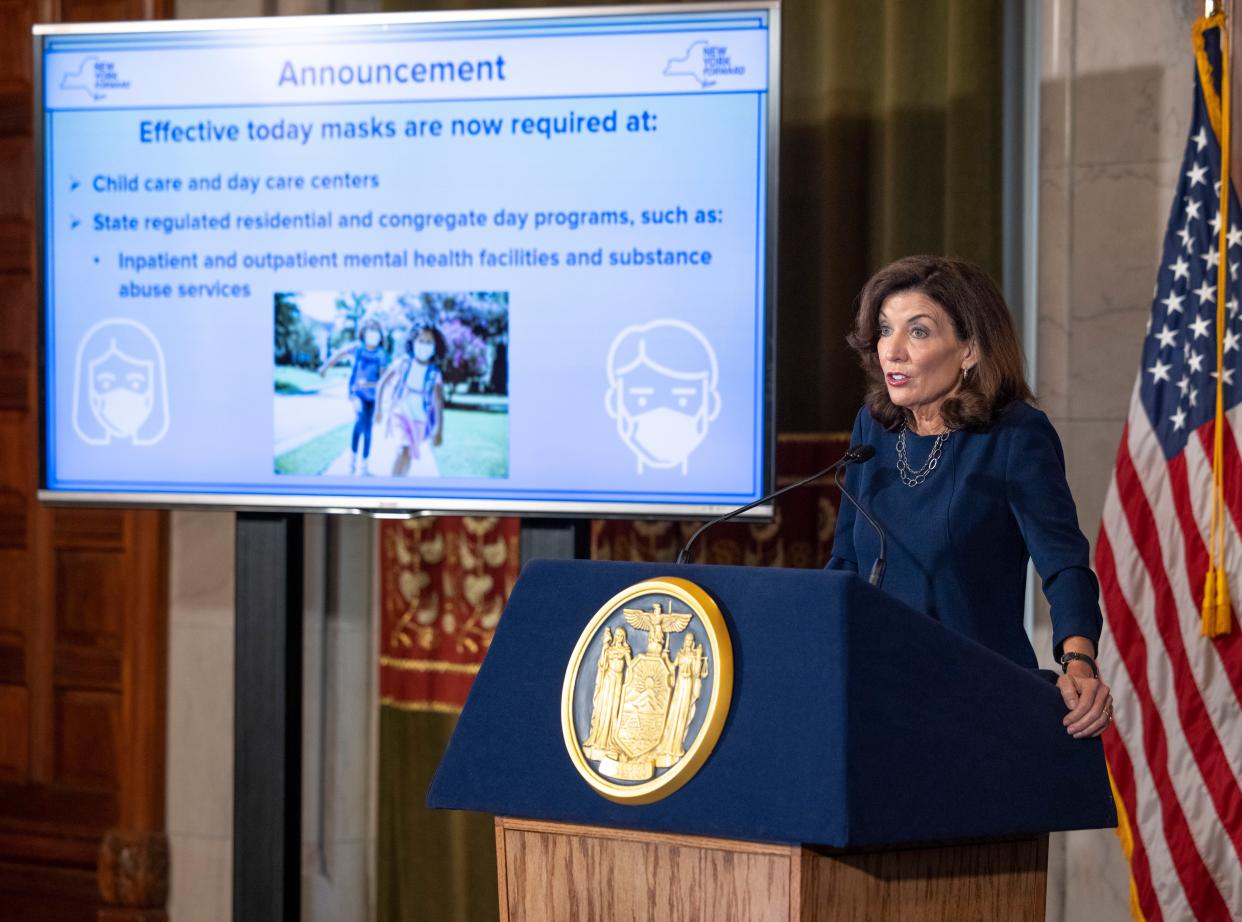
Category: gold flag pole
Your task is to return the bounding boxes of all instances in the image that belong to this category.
[1203,4,1234,637]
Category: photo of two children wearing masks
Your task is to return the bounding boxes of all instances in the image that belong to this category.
[273,290,510,479]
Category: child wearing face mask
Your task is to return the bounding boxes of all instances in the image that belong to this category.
[319,317,389,475]
[376,325,445,476]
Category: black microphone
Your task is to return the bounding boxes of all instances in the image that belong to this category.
[833,461,887,588]
[675,444,876,565]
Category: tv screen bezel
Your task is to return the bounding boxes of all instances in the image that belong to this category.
[33,1,780,520]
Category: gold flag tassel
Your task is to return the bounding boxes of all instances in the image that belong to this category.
[1196,10,1235,637]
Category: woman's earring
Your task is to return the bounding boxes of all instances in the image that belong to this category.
[961,366,969,382]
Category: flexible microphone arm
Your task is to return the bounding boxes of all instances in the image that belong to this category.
[833,464,887,588]
[676,445,875,566]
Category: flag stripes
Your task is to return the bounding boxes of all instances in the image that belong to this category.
[1098,528,1236,918]
[1112,413,1242,858]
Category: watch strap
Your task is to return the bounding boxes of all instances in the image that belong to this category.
[1060,651,1099,678]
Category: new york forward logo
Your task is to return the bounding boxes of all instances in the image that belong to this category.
[663,41,747,89]
[60,57,130,100]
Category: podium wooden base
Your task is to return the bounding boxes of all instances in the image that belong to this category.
[495,817,1047,922]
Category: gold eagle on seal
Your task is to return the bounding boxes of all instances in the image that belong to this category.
[580,601,709,781]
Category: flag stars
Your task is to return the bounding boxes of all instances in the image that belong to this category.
[1190,389,1199,407]
[1188,161,1210,187]
[1202,245,1221,270]
[1228,225,1242,250]
[1185,198,1203,222]
[1155,324,1178,349]
[1211,210,1223,235]
[1189,350,1206,373]
[1211,367,1236,386]
[1194,278,1216,304]
[1177,373,1192,396]
[1170,256,1191,282]
[1194,125,1209,151]
[1230,296,1240,318]
[1147,358,1173,382]
[1225,329,1241,353]
[1190,314,1213,338]
[1170,407,1188,431]
[1179,225,1195,251]
[1163,290,1186,314]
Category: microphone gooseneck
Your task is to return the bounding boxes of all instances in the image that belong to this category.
[833,464,887,588]
[675,444,875,565]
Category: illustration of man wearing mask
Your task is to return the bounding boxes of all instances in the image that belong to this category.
[72,317,170,446]
[605,319,722,474]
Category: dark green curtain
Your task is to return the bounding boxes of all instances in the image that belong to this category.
[377,707,498,922]
[371,3,1005,921]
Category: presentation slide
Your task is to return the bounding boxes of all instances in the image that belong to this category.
[38,7,773,514]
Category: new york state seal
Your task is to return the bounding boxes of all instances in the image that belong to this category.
[561,577,732,804]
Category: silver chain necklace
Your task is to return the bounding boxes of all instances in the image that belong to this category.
[896,425,952,487]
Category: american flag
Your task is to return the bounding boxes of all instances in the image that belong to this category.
[1096,18,1242,921]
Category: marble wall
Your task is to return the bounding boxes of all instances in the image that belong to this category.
[1037,1,1202,919]
[166,511,236,922]
[165,511,378,922]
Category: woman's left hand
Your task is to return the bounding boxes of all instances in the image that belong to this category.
[1057,672,1113,738]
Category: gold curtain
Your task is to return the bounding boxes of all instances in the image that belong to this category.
[369,3,1005,921]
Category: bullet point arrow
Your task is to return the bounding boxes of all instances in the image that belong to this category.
[69,215,80,229]
[69,177,80,191]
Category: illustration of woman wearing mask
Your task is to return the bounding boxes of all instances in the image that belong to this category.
[376,324,445,476]
[319,317,388,475]
[72,317,170,447]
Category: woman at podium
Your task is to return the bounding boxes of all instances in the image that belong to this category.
[827,255,1113,740]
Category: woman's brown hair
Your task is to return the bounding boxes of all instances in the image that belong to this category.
[847,255,1034,431]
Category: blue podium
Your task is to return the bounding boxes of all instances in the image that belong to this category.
[429,560,1116,921]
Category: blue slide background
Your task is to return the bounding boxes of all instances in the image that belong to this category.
[40,13,771,511]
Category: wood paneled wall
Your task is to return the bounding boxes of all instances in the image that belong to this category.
[0,2,169,921]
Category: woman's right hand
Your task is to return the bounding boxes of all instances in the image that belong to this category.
[1057,672,1113,739]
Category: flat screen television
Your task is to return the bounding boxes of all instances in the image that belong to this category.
[35,2,779,517]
